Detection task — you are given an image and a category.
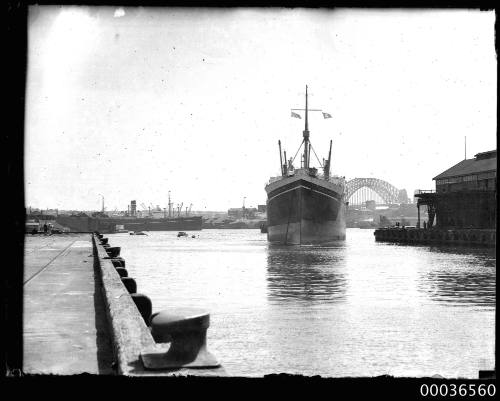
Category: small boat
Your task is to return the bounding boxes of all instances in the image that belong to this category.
[130,231,147,235]
[177,231,188,237]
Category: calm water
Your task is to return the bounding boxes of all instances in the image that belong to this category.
[108,228,496,377]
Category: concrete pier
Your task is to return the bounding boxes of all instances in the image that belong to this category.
[93,235,226,376]
[23,233,225,376]
[374,227,496,247]
[23,234,114,374]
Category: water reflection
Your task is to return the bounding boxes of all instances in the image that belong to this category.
[266,244,347,303]
[419,246,496,308]
[428,245,496,259]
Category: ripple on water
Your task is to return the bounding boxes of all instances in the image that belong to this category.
[109,228,495,377]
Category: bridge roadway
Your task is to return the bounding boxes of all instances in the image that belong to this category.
[23,233,114,374]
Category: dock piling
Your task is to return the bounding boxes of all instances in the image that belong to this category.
[374,227,495,247]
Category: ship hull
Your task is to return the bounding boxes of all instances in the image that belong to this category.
[107,217,203,231]
[265,176,346,245]
[55,215,202,233]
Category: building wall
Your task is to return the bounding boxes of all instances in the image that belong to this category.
[435,191,496,229]
[227,208,257,218]
[436,171,496,193]
[432,150,496,229]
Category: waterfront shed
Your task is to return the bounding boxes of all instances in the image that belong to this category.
[428,150,496,228]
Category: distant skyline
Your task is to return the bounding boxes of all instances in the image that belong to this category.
[25,7,496,211]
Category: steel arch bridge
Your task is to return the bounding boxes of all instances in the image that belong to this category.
[346,178,401,205]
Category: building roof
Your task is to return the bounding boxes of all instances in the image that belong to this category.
[433,150,497,180]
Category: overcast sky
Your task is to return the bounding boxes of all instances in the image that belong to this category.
[25,7,496,211]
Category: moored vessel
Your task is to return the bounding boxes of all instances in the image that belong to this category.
[55,192,203,233]
[264,86,347,245]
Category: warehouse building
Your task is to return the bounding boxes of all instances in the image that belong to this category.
[415,150,496,229]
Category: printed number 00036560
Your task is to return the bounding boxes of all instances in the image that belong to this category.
[420,383,496,397]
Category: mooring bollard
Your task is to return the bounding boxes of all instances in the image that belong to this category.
[111,258,126,268]
[140,307,220,370]
[121,277,137,294]
[106,246,121,258]
[115,267,128,278]
[131,293,152,325]
[103,255,125,266]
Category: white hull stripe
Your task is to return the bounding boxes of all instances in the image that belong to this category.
[268,185,340,202]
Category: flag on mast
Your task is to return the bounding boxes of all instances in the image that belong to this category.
[322,112,332,119]
[291,111,301,119]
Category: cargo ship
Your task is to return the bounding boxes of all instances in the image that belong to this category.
[105,216,202,232]
[55,215,202,233]
[55,196,202,233]
[264,86,347,245]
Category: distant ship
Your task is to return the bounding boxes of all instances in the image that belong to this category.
[55,194,202,233]
[56,215,202,233]
[264,86,347,245]
[105,216,202,232]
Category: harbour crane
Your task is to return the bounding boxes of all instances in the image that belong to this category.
[98,194,105,213]
[168,191,172,218]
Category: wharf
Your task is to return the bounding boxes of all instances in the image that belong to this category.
[374,227,496,247]
[23,233,226,376]
[23,234,114,374]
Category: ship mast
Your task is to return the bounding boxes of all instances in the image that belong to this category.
[303,85,310,169]
[289,85,332,173]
